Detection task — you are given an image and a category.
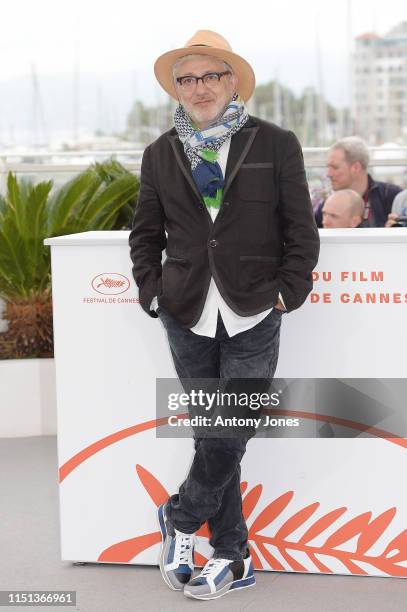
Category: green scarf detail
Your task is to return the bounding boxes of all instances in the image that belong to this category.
[200,149,222,209]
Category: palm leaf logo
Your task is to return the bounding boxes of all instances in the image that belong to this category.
[98,465,407,577]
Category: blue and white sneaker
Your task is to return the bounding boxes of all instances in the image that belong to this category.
[184,550,256,600]
[157,502,195,591]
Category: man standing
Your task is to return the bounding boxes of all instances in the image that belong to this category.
[129,30,319,600]
[315,136,402,228]
[385,189,407,227]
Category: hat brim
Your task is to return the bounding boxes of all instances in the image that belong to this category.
[154,47,256,102]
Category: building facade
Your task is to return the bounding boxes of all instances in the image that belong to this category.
[353,22,407,144]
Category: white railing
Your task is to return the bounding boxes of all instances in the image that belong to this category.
[302,147,407,168]
[0,146,407,180]
[0,149,145,175]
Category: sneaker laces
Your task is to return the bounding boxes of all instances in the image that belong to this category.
[200,557,231,578]
[174,530,195,565]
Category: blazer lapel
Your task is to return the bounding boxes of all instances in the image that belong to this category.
[168,134,204,205]
[168,118,259,210]
[223,123,259,199]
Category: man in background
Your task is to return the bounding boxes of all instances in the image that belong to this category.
[315,137,401,227]
[322,189,365,228]
[385,189,407,227]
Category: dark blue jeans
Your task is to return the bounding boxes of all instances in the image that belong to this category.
[157,306,282,561]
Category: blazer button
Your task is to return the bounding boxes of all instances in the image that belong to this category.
[209,239,218,248]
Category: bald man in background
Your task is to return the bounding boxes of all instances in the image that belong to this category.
[322,189,366,228]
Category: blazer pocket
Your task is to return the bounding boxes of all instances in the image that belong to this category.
[240,162,274,169]
[165,256,187,263]
[239,255,281,262]
[162,257,191,297]
[238,255,282,293]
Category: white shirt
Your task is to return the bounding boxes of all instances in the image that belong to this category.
[152,139,285,337]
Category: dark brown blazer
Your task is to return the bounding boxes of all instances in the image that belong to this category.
[129,115,320,327]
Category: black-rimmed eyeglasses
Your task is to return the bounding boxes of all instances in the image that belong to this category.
[175,71,232,91]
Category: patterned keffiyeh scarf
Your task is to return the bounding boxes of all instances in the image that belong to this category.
[174,94,249,209]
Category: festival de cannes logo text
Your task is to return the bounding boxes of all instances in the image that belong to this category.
[91,273,130,295]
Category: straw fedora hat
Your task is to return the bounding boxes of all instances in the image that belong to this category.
[154,30,255,102]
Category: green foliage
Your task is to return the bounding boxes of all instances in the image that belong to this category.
[0,160,139,301]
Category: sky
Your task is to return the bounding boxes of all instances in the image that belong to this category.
[2,0,406,104]
[0,0,406,145]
